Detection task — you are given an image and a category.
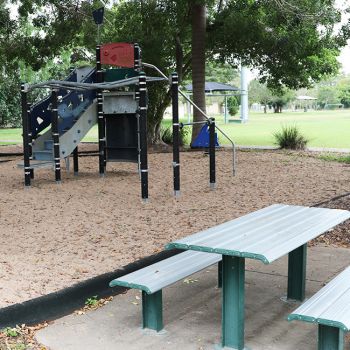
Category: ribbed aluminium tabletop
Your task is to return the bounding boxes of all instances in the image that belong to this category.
[166,204,350,264]
[288,266,350,331]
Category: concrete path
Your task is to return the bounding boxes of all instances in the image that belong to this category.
[36,246,350,350]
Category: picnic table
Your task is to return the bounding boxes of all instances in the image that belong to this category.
[166,204,350,350]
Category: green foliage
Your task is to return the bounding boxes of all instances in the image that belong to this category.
[3,327,19,337]
[1,0,350,142]
[319,154,350,164]
[269,89,296,113]
[161,126,189,146]
[0,69,21,127]
[227,96,239,116]
[85,295,99,307]
[249,80,295,113]
[338,87,350,108]
[249,80,273,107]
[317,85,340,108]
[160,126,173,144]
[273,125,309,150]
[209,0,348,91]
[205,62,239,85]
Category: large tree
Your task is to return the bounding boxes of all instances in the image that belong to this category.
[1,0,350,141]
[209,0,349,90]
[191,1,207,143]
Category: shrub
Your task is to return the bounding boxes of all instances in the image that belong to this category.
[161,126,189,146]
[227,96,239,116]
[273,125,309,150]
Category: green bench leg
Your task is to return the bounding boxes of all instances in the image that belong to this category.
[218,260,222,288]
[222,255,245,349]
[318,325,344,350]
[287,244,307,301]
[142,290,163,332]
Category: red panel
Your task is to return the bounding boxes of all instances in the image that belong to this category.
[100,43,134,68]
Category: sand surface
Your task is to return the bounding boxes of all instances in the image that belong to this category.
[0,148,349,307]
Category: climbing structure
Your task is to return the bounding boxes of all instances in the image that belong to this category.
[20,41,237,201]
[20,42,160,201]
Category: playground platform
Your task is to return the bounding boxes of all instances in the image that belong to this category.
[36,245,350,350]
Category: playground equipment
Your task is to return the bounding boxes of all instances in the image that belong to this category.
[20,50,236,201]
[20,42,164,201]
[20,3,237,201]
[167,71,236,196]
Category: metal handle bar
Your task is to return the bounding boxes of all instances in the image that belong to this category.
[143,62,236,175]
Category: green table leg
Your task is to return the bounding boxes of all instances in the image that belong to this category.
[318,325,344,350]
[222,255,245,349]
[142,290,163,332]
[287,244,307,301]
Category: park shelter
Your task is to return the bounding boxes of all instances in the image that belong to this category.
[185,82,240,123]
[295,95,318,111]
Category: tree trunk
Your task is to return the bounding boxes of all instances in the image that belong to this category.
[190,2,207,145]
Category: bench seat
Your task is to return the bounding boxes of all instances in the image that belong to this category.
[110,250,221,331]
[288,266,350,349]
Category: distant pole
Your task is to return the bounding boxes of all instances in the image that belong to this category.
[240,65,249,123]
[224,95,228,124]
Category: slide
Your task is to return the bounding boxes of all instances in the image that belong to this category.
[31,67,97,161]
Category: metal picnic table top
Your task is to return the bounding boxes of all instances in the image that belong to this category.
[165,204,350,350]
[166,204,350,264]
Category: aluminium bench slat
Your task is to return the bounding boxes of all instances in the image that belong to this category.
[109,251,221,294]
[166,204,350,264]
[288,267,350,331]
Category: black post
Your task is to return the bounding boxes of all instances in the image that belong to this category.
[134,43,141,71]
[51,89,61,183]
[27,102,34,179]
[209,118,216,189]
[96,45,105,176]
[171,72,180,197]
[73,146,79,176]
[139,72,149,202]
[21,84,31,187]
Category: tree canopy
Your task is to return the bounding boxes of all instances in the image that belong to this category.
[0,0,349,135]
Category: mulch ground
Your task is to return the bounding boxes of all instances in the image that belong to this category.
[0,144,349,347]
[312,194,350,247]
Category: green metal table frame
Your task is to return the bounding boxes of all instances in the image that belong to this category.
[221,243,307,349]
[140,261,223,332]
[142,290,163,332]
[318,325,344,350]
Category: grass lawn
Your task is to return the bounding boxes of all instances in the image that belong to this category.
[217,109,350,148]
[1,109,349,149]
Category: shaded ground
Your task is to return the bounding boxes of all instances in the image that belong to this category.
[0,147,349,308]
